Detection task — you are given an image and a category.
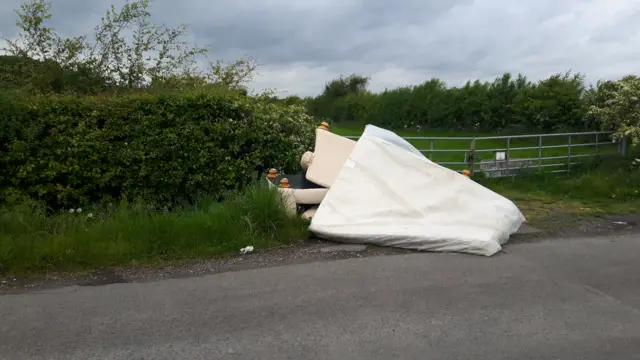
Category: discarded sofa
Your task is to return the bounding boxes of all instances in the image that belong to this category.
[267,122,526,256]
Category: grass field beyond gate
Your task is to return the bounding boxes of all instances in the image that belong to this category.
[332,124,620,173]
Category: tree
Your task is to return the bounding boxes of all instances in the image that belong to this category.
[587,75,640,147]
[1,0,258,95]
[322,74,370,99]
[512,72,586,131]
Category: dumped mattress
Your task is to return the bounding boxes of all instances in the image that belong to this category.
[308,125,526,256]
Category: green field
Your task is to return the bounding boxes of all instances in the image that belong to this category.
[332,124,620,173]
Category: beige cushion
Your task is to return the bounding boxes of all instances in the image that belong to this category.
[277,188,297,216]
[293,188,328,204]
[305,129,356,188]
[302,206,318,220]
[300,151,314,170]
[269,180,327,217]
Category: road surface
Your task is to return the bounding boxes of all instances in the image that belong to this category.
[2,234,640,360]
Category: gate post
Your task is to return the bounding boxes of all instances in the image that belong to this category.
[469,138,476,176]
[620,136,629,156]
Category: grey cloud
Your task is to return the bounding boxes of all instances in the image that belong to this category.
[1,0,640,96]
[588,7,640,43]
[0,0,112,38]
[178,0,474,66]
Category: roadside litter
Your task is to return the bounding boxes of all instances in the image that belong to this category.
[239,246,254,255]
[266,123,526,256]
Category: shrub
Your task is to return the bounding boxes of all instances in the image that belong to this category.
[587,75,640,147]
[0,90,316,208]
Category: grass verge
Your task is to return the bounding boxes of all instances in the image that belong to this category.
[0,185,309,275]
[2,125,638,275]
[477,155,640,222]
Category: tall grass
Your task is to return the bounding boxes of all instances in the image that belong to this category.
[0,185,309,274]
[477,154,640,208]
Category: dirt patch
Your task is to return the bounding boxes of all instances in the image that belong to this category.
[76,269,128,287]
[512,213,640,244]
[510,198,640,241]
[2,212,639,294]
[0,239,413,294]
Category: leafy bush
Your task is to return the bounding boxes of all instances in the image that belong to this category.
[0,90,316,208]
[587,75,640,147]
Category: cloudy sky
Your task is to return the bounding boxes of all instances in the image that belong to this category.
[1,0,639,97]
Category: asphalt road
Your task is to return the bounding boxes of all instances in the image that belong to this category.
[2,234,640,360]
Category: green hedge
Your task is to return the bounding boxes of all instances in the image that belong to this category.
[304,72,592,132]
[0,90,316,208]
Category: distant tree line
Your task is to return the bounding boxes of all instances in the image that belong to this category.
[272,72,632,133]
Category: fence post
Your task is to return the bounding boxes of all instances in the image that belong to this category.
[618,137,622,154]
[469,138,476,176]
[620,136,629,156]
[506,137,511,177]
[567,135,572,173]
[538,135,542,174]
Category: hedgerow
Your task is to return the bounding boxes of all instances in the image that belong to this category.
[301,72,595,132]
[0,90,316,208]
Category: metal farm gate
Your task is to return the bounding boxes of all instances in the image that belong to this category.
[345,131,626,177]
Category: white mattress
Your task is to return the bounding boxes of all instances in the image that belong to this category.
[309,125,526,256]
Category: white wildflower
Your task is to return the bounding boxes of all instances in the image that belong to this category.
[87,213,93,218]
[76,208,82,213]
[69,209,75,214]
